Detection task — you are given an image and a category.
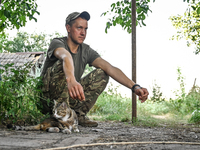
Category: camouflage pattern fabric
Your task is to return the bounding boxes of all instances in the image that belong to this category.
[40,60,109,116]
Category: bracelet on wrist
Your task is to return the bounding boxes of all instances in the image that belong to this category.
[131,84,142,93]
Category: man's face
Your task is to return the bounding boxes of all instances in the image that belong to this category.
[67,17,88,45]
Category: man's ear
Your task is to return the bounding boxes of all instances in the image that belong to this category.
[66,24,71,33]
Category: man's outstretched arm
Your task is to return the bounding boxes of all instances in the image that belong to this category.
[54,47,85,101]
[91,57,149,102]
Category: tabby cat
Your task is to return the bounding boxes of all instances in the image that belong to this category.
[14,100,79,134]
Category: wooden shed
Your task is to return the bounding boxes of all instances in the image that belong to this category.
[0,52,45,77]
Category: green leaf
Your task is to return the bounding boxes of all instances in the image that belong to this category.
[191,6,196,10]
[136,7,143,14]
[0,11,3,18]
[197,7,200,14]
[142,20,146,26]
[4,10,11,18]
[111,3,116,9]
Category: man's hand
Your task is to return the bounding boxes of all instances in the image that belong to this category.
[66,77,85,101]
[134,88,149,103]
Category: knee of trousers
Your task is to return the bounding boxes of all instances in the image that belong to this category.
[96,68,109,84]
[94,69,109,94]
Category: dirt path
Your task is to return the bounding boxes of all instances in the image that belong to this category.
[0,121,200,150]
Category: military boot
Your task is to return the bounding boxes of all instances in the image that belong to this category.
[78,116,98,127]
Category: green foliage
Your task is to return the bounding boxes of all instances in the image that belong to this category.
[149,80,165,103]
[0,63,45,125]
[167,68,200,120]
[190,110,200,124]
[0,31,8,52]
[170,0,200,54]
[89,83,132,122]
[138,100,169,115]
[188,86,200,123]
[0,0,40,33]
[103,0,194,34]
[0,31,63,53]
[88,68,200,126]
[102,0,155,33]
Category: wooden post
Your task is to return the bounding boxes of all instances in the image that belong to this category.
[132,0,137,121]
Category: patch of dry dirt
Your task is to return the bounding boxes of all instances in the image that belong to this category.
[56,121,200,150]
[1,121,200,150]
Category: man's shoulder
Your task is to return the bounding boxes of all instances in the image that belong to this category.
[52,36,67,43]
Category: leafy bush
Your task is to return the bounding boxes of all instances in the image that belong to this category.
[0,63,45,125]
[190,110,200,124]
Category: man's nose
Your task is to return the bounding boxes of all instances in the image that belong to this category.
[81,29,86,35]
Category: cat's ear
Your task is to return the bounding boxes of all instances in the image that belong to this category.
[61,102,67,109]
[54,100,57,105]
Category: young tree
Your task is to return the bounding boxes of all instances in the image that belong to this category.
[170,0,200,54]
[103,0,194,34]
[102,0,155,34]
[0,0,40,33]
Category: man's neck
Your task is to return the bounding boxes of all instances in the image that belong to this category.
[66,38,79,53]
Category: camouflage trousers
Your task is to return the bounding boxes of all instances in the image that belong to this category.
[40,60,109,116]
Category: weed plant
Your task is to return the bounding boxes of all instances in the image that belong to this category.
[0,63,46,125]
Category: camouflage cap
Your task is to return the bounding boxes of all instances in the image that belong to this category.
[65,11,90,26]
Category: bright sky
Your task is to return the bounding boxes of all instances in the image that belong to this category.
[7,0,200,99]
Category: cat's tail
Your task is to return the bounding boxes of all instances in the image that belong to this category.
[7,124,41,131]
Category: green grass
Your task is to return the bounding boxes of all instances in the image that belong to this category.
[88,85,200,127]
[88,90,132,122]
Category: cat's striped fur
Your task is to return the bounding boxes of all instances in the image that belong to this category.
[15,100,79,134]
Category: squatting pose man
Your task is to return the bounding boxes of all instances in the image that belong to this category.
[40,11,149,127]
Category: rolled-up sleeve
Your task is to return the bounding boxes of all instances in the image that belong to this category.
[48,38,66,60]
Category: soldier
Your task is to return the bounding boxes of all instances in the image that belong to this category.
[40,11,149,127]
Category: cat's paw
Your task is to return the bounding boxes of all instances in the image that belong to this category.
[48,127,60,133]
[15,126,22,130]
[74,128,80,133]
[62,129,71,134]
[14,126,26,130]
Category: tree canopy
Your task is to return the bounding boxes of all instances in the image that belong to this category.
[170,0,200,54]
[0,0,40,33]
[0,31,62,53]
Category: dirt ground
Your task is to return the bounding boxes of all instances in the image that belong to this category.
[0,121,200,150]
[68,121,200,150]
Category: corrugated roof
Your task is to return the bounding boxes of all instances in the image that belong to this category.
[0,52,45,76]
[0,52,45,67]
